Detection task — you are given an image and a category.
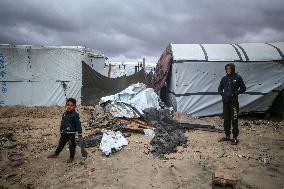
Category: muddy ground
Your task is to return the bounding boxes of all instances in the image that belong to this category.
[0,106,283,189]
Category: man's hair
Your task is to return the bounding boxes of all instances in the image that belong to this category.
[66,98,76,105]
[225,63,235,73]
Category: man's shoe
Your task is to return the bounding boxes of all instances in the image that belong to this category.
[230,139,239,145]
[67,158,74,163]
[47,153,58,158]
[218,136,230,142]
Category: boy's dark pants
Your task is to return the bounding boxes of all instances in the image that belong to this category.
[55,133,76,158]
[223,102,239,139]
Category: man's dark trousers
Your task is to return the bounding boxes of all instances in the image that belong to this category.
[223,102,239,138]
[55,133,76,158]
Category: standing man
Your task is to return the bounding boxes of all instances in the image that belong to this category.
[218,63,246,145]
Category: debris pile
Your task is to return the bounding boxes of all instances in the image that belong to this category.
[150,121,187,158]
[142,108,187,158]
[80,83,219,157]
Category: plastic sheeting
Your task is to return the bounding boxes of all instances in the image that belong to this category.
[0,45,106,106]
[81,62,147,106]
[143,129,155,137]
[100,83,161,118]
[99,130,128,156]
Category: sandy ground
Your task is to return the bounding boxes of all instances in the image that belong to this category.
[0,106,283,189]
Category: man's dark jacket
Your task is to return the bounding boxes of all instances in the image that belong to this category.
[218,64,246,103]
[60,110,82,134]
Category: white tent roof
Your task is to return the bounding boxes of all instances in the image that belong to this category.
[171,42,284,62]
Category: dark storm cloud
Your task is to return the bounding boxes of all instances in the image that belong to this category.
[0,0,284,62]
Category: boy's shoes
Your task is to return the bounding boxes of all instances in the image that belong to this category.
[218,136,230,142]
[66,158,74,163]
[230,139,239,145]
[47,153,58,158]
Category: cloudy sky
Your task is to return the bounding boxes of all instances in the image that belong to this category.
[0,0,284,63]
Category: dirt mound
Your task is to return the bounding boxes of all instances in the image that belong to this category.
[0,106,64,118]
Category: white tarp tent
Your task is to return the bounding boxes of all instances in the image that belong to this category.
[0,45,106,106]
[155,42,284,117]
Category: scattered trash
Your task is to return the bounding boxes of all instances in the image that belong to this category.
[218,152,226,158]
[114,118,150,132]
[273,120,284,131]
[233,153,250,160]
[2,172,16,180]
[242,126,257,132]
[123,133,131,138]
[99,130,128,156]
[25,183,34,189]
[7,151,24,167]
[78,133,103,148]
[143,129,155,137]
[232,152,272,165]
[241,121,250,127]
[0,133,17,149]
[249,127,256,132]
[258,155,271,164]
[79,138,88,158]
[89,167,96,172]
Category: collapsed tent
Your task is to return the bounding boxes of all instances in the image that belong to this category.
[0,44,147,106]
[152,42,284,117]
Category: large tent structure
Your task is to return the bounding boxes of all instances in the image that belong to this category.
[0,45,147,106]
[0,45,108,106]
[152,42,284,117]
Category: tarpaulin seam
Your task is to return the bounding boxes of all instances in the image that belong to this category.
[230,44,243,61]
[199,44,208,61]
[169,91,268,97]
[235,44,249,61]
[265,43,284,60]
